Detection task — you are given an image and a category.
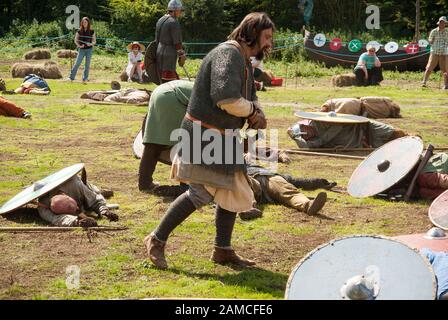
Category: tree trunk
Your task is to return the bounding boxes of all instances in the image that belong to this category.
[415,0,421,41]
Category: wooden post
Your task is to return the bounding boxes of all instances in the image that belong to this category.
[0,226,128,233]
[286,147,375,153]
[286,149,366,160]
[404,145,434,202]
[415,0,421,41]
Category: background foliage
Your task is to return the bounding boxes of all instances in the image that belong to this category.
[1,0,448,41]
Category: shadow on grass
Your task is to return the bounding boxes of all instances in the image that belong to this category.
[168,266,288,298]
[2,207,48,225]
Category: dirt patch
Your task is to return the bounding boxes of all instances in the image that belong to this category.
[0,230,118,299]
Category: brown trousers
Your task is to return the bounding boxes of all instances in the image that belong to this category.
[0,97,25,117]
[265,175,311,212]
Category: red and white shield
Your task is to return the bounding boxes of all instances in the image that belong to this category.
[406,42,419,54]
[329,38,342,51]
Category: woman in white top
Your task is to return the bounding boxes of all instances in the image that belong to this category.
[126,42,145,83]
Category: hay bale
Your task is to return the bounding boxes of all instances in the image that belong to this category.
[331,73,357,87]
[11,61,63,79]
[56,50,78,59]
[23,49,51,60]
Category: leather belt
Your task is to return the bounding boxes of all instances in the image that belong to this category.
[185,113,235,136]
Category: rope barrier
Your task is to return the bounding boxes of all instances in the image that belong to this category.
[0,32,428,66]
[305,46,430,65]
[304,36,428,47]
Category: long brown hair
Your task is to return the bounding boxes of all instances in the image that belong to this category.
[227,12,275,47]
[79,17,91,32]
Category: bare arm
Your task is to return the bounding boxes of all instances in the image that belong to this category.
[91,32,96,46]
[74,32,81,48]
[374,57,381,67]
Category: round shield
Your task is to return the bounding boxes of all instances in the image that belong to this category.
[294,111,369,124]
[418,39,429,48]
[348,136,423,198]
[285,235,436,300]
[366,41,381,52]
[429,190,448,231]
[133,130,144,159]
[0,163,84,215]
[348,39,363,53]
[329,38,342,51]
[406,42,420,54]
[313,33,327,47]
[384,41,399,54]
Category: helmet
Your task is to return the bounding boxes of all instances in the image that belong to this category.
[168,0,183,10]
[111,81,121,90]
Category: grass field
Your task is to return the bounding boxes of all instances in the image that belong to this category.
[0,49,447,299]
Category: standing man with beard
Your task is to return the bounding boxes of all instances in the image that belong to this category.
[155,0,186,83]
[144,12,274,269]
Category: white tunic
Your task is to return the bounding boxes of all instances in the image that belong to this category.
[126,51,143,77]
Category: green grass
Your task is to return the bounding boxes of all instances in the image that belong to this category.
[0,49,446,300]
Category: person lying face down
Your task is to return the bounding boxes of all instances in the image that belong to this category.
[37,175,118,227]
[287,119,408,149]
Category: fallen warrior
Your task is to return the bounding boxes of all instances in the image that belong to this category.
[238,163,336,220]
[37,175,118,227]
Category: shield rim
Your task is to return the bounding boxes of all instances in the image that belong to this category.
[0,163,85,215]
[366,40,381,52]
[384,41,399,53]
[418,39,429,48]
[348,39,362,53]
[347,136,424,198]
[284,234,436,300]
[313,33,327,48]
[429,189,448,231]
[294,111,370,124]
[329,38,342,51]
[133,129,144,159]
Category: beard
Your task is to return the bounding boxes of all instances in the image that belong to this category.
[255,42,271,61]
[255,50,265,61]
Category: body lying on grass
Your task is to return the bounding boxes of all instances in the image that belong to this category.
[320,97,401,119]
[238,163,336,220]
[366,152,448,201]
[0,96,31,119]
[287,119,408,149]
[37,175,118,227]
[418,153,448,200]
[13,74,50,95]
[80,88,151,105]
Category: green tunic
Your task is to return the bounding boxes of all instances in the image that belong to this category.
[143,80,193,146]
[423,153,448,174]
